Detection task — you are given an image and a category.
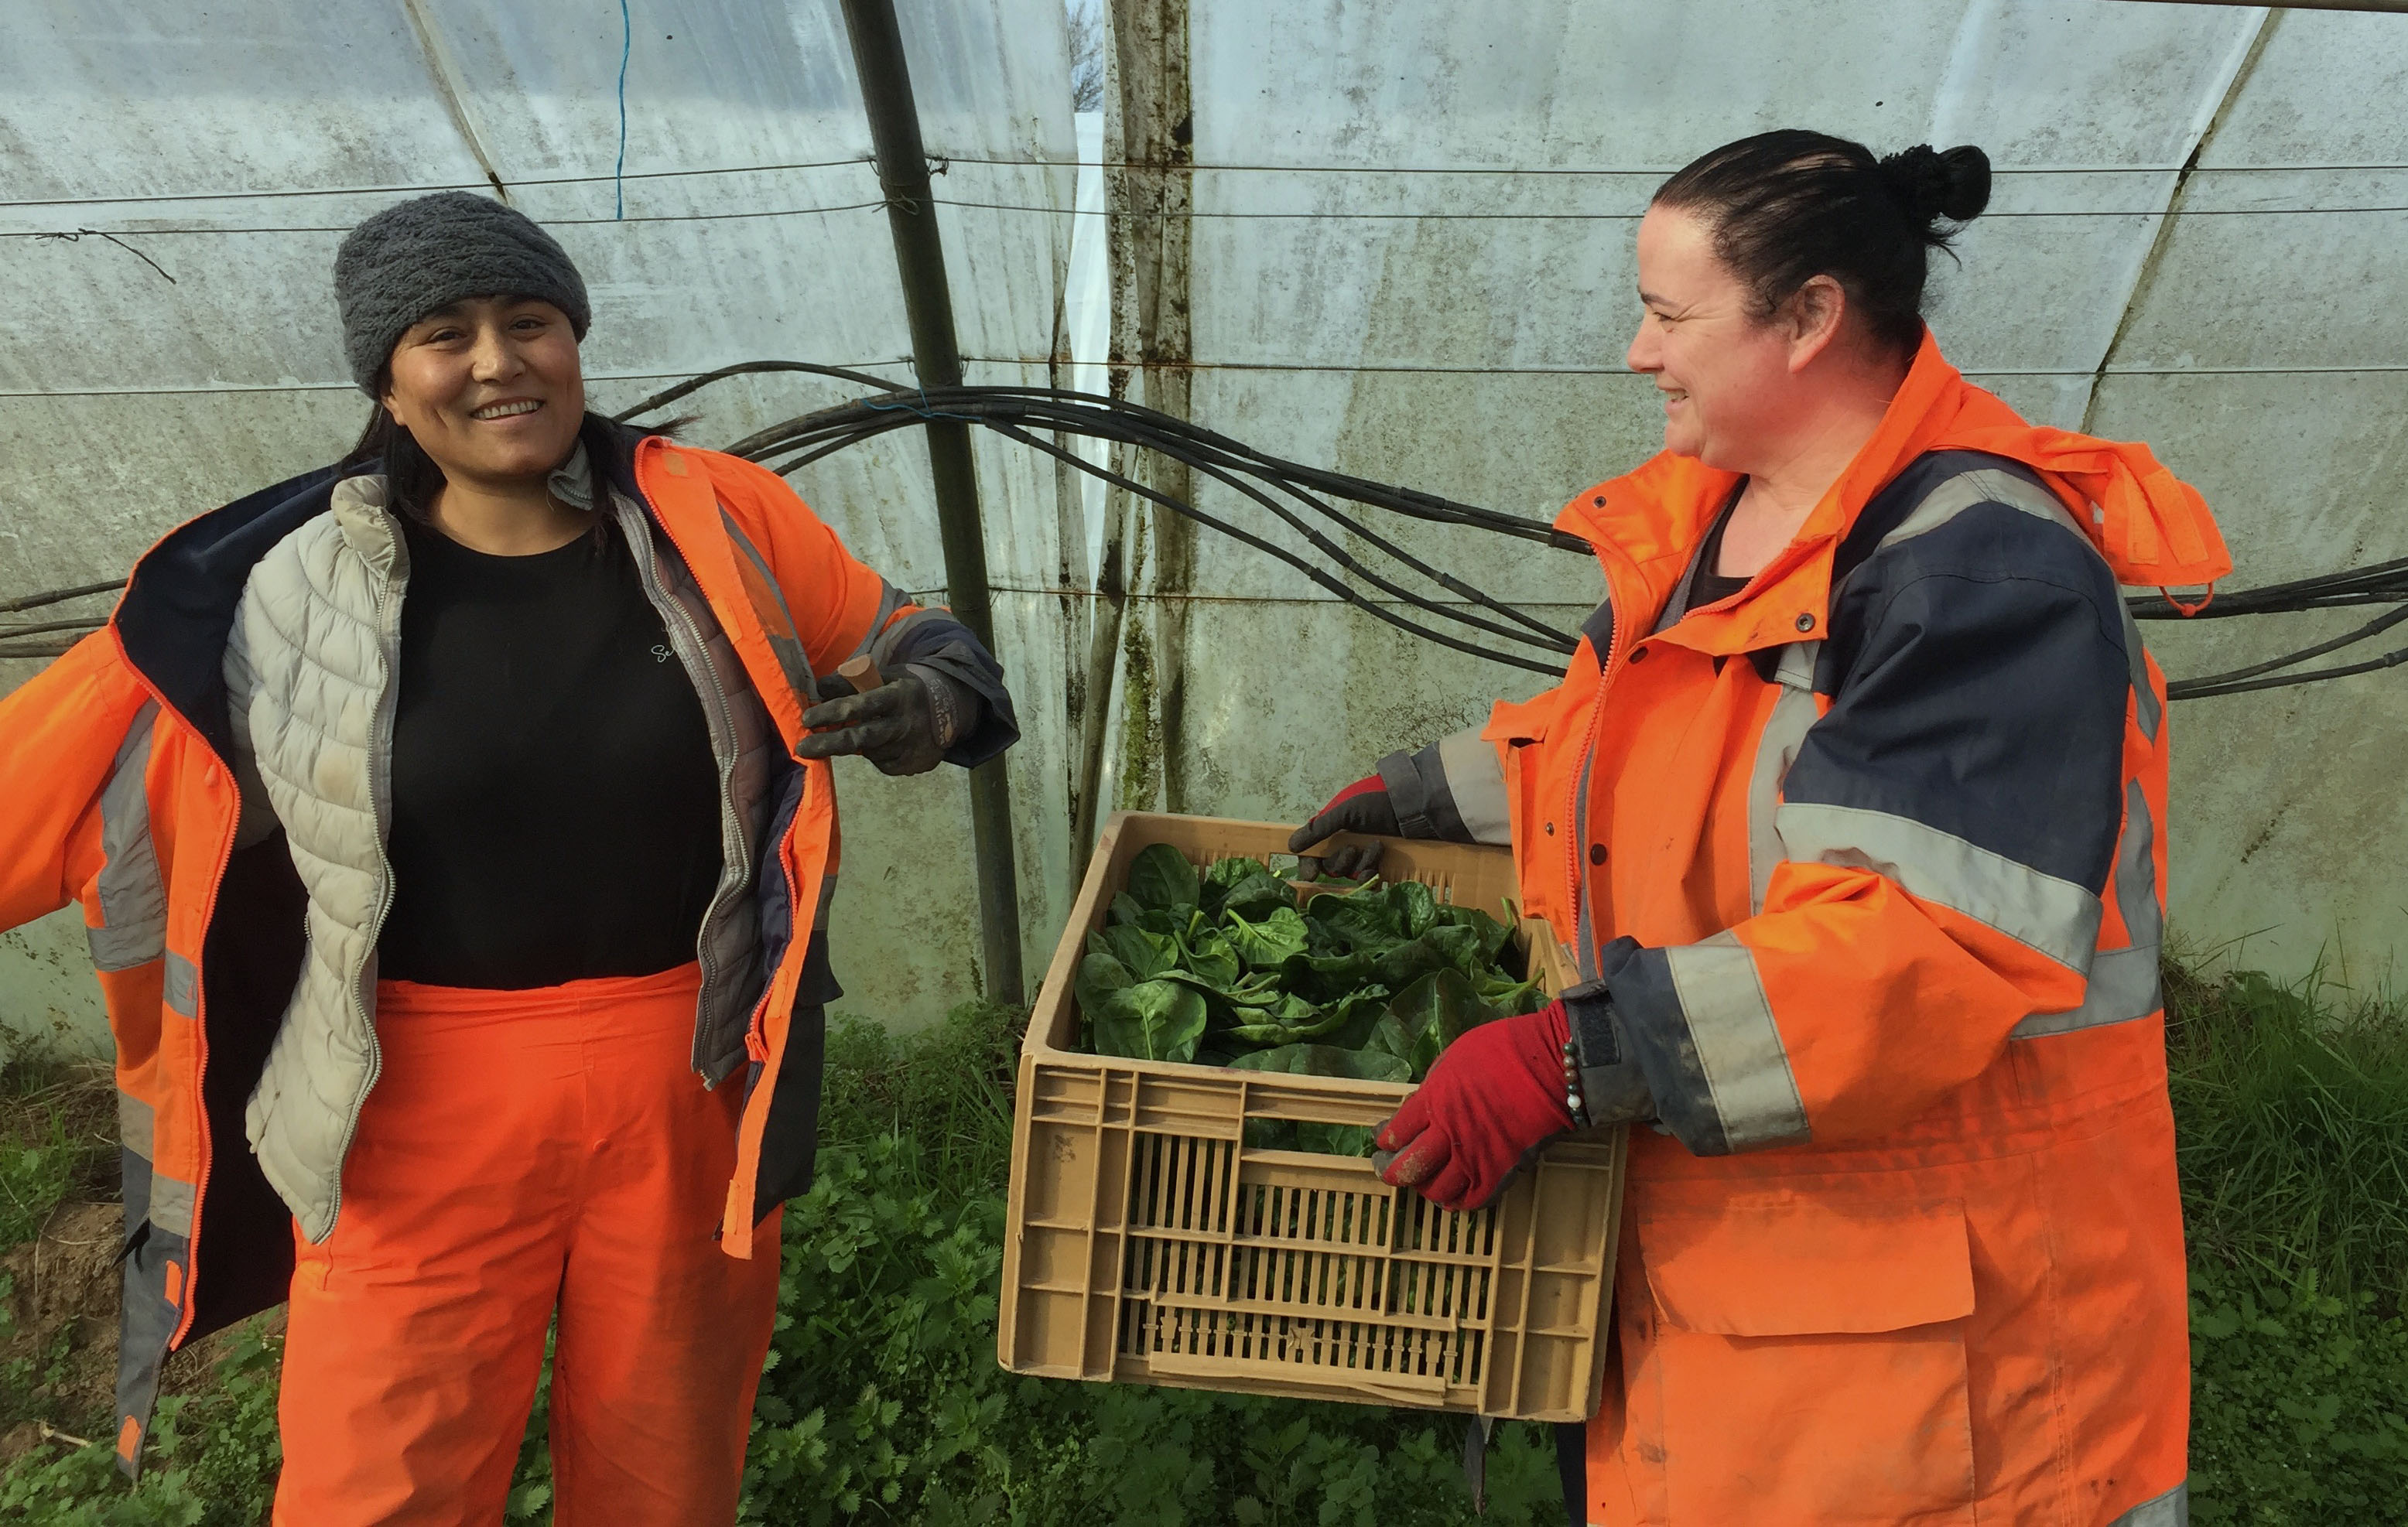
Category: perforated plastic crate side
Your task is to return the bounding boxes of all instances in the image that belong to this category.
[998,813,1626,1420]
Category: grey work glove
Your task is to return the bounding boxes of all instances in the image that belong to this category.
[795,668,954,775]
[1287,775,1397,881]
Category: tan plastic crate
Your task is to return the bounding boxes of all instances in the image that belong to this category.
[997,811,1626,1420]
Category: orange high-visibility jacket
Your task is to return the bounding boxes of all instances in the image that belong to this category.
[0,423,1005,1471]
[1483,336,2225,1526]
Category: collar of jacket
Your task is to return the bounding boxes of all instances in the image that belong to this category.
[1551,329,2235,661]
[108,416,665,757]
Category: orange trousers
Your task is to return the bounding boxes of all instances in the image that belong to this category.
[272,963,781,1527]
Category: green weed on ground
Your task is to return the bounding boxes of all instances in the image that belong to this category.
[0,1052,115,1252]
[3,965,2406,1523]
[2166,963,2408,1524]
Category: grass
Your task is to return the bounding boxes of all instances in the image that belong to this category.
[0,958,2403,1523]
[0,1053,115,1252]
[2165,960,2408,1313]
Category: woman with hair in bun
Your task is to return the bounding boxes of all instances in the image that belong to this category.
[1292,132,2226,1525]
[0,191,1016,1524]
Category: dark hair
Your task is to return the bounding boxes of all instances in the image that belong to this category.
[1653,130,1992,357]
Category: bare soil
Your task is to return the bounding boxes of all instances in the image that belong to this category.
[0,1064,275,1474]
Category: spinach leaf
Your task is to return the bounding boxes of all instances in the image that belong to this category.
[1226,1043,1411,1083]
[1127,843,1201,913]
[1435,902,1516,964]
[1277,950,1380,1004]
[1367,969,1490,1081]
[1393,880,1438,940]
[1092,923,1176,980]
[1177,925,1243,989]
[1091,978,1209,1064]
[1303,886,1403,952]
[1074,951,1134,1020]
[1226,905,1310,969]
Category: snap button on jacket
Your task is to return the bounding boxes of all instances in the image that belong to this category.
[1486,334,2228,1526]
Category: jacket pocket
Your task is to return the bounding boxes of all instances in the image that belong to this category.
[1637,1194,1979,1525]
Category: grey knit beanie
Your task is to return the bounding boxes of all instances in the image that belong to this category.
[333,192,590,394]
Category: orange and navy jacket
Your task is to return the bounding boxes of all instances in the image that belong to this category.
[0,418,1014,1472]
[1409,333,2225,1525]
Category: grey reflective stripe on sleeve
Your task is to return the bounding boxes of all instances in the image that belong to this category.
[2119,598,2163,743]
[1876,465,2162,743]
[1747,642,1821,917]
[2013,781,2165,1039]
[89,701,167,972]
[117,1091,155,1160]
[147,1173,195,1237]
[1662,931,1811,1150]
[850,579,914,661]
[1776,801,2104,972]
[1434,727,1510,845]
[2106,1479,2188,1527]
[720,509,820,706]
[864,606,951,670]
[1876,466,2086,553]
[162,951,198,1018]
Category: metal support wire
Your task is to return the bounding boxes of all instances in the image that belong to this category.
[840,0,1024,1006]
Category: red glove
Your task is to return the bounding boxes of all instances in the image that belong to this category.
[1374,1002,1573,1212]
[1288,774,1397,880]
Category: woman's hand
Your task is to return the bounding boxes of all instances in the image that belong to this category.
[795,670,949,775]
[1373,1001,1575,1212]
[1288,775,1397,880]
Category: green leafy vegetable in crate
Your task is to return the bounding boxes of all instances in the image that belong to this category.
[1074,844,1540,1150]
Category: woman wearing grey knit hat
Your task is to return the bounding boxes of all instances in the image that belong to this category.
[0,190,1018,1524]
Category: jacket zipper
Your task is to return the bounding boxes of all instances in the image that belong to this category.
[323,550,409,1238]
[613,493,751,1084]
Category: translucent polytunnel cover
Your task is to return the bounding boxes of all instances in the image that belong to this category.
[0,0,1075,1038]
[4,0,2406,1054]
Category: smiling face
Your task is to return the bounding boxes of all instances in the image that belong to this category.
[1624,205,1814,470]
[378,295,585,491]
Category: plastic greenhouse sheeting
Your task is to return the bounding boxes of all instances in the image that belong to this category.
[8,0,2408,1054]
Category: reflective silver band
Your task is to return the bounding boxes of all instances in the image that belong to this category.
[1746,641,1821,917]
[147,1173,194,1238]
[162,951,198,1019]
[1663,930,1811,1150]
[89,701,166,973]
[117,1090,155,1160]
[1435,726,1512,845]
[2014,781,2164,1038]
[850,577,913,661]
[2107,1479,2188,1527]
[1777,801,2103,972]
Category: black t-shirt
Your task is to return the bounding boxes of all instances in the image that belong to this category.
[1691,486,1751,608]
[376,515,723,989]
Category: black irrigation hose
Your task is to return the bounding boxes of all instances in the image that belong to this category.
[2168,640,2408,701]
[0,617,107,639]
[980,418,1565,676]
[9,364,2408,702]
[2161,600,2408,697]
[1,580,119,616]
[706,379,1583,659]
